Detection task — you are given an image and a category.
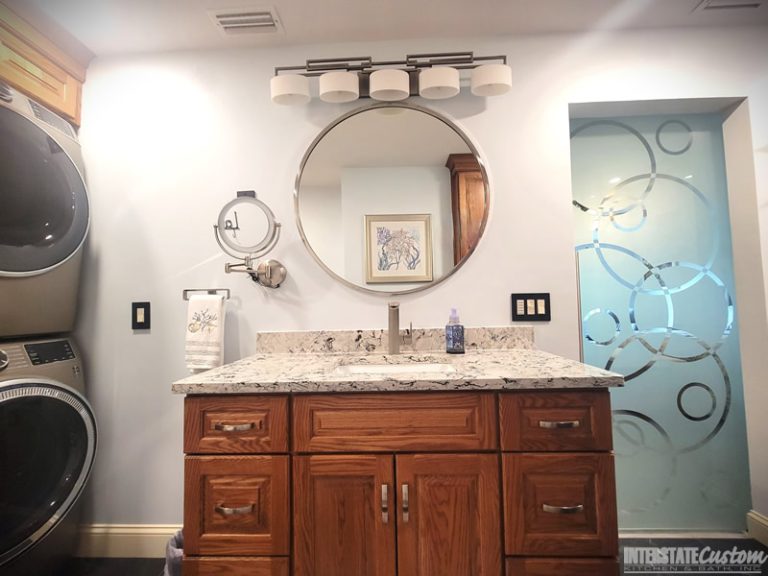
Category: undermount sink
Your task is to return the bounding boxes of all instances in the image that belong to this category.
[333,363,457,377]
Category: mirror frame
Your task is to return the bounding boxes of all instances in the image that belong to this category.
[294,101,490,296]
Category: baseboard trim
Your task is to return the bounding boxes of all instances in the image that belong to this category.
[747,510,768,548]
[76,524,182,558]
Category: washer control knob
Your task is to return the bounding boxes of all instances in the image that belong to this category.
[0,350,8,371]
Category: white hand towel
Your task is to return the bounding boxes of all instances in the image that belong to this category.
[185,294,225,373]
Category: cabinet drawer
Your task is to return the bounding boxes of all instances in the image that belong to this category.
[293,393,497,452]
[183,556,289,576]
[0,27,81,123]
[499,391,612,451]
[503,453,618,557]
[506,557,618,576]
[185,395,288,454]
[184,456,290,556]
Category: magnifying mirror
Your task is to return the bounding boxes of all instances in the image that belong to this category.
[213,191,286,288]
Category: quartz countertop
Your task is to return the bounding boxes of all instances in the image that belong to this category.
[172,347,623,395]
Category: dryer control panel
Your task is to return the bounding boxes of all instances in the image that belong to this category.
[24,340,76,365]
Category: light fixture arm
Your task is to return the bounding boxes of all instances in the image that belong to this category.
[273,51,507,77]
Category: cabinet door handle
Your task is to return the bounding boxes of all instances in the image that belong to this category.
[381,484,389,524]
[538,420,580,429]
[542,503,584,514]
[214,503,254,516]
[402,484,410,523]
[212,421,257,432]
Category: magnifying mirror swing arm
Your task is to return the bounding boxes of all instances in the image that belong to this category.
[213,191,287,289]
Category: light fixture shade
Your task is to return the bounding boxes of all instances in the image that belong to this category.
[369,69,410,101]
[270,74,310,105]
[319,71,359,103]
[419,66,460,99]
[470,64,512,96]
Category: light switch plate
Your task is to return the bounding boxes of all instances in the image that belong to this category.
[132,302,151,330]
[511,293,551,322]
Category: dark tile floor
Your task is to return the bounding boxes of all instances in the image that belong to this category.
[54,537,768,575]
[58,557,164,576]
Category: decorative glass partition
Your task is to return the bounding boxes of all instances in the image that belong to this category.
[570,113,751,529]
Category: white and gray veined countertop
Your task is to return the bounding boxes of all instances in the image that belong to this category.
[172,327,623,394]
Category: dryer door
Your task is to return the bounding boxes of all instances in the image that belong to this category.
[0,380,97,567]
[0,106,89,276]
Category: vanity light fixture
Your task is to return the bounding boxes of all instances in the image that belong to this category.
[270,52,510,105]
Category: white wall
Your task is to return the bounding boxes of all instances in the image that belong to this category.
[75,26,768,525]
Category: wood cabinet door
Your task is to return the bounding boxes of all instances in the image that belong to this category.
[503,453,618,557]
[396,454,502,576]
[294,455,395,576]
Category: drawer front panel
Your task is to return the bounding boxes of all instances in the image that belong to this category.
[0,27,80,123]
[499,391,612,451]
[293,393,497,452]
[183,556,289,576]
[185,456,290,555]
[503,453,618,557]
[506,557,618,576]
[185,395,288,454]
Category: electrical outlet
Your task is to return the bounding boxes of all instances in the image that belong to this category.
[132,302,151,330]
[511,293,551,322]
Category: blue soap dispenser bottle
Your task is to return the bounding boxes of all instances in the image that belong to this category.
[445,308,465,354]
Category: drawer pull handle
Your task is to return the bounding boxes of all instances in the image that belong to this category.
[402,484,410,523]
[542,503,584,514]
[213,422,257,432]
[538,420,580,430]
[215,503,255,516]
[381,484,389,524]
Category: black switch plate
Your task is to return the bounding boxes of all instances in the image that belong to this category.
[511,293,551,322]
[132,302,151,330]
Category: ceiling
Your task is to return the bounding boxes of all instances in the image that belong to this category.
[31,0,768,56]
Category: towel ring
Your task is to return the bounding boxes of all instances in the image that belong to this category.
[213,191,287,288]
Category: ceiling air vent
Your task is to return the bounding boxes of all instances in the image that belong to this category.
[209,7,283,35]
[694,0,764,11]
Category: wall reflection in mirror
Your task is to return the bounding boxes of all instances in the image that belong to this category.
[295,103,488,294]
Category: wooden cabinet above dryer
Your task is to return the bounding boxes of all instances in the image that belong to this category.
[0,0,93,125]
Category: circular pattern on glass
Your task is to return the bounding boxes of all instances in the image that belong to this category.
[656,120,692,155]
[583,308,620,346]
[676,382,717,422]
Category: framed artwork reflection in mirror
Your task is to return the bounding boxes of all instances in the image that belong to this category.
[364,214,433,283]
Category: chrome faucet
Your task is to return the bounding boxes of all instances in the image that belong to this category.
[387,302,412,354]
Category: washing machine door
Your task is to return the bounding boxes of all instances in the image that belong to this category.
[0,379,97,567]
[0,105,89,276]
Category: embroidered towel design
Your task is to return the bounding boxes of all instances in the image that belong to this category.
[185,294,225,373]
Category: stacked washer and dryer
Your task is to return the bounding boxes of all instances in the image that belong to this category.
[0,80,97,575]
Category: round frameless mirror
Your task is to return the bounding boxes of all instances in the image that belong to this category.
[295,102,489,295]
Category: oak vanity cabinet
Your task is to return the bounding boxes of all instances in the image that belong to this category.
[183,395,291,576]
[293,393,501,576]
[182,390,618,576]
[501,391,619,576]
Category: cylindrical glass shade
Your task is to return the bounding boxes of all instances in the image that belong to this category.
[419,66,460,100]
[270,74,310,105]
[319,71,359,103]
[470,64,512,96]
[369,69,410,101]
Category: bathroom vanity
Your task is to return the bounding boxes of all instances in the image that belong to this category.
[173,328,623,576]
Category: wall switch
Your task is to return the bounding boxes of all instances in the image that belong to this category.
[511,293,551,322]
[132,302,151,330]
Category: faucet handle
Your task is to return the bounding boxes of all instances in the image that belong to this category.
[402,322,413,346]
